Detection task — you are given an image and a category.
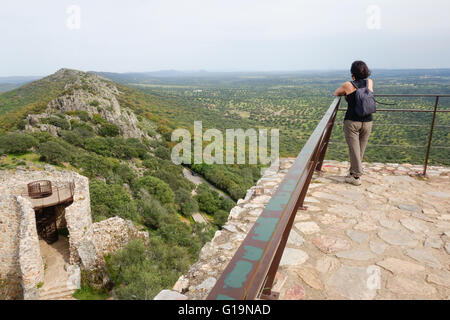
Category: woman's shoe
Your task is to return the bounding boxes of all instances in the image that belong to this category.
[345,174,362,186]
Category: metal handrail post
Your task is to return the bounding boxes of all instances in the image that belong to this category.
[423,96,440,176]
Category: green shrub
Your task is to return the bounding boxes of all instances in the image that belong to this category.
[41,117,70,130]
[106,239,190,300]
[37,140,72,164]
[108,137,138,159]
[0,133,37,154]
[92,114,106,125]
[136,192,170,229]
[73,284,108,300]
[195,185,219,215]
[31,131,54,144]
[73,127,95,142]
[61,130,84,147]
[175,189,198,216]
[89,180,139,222]
[73,269,108,300]
[194,183,234,225]
[142,158,159,171]
[66,110,90,122]
[17,119,27,130]
[126,138,148,158]
[153,168,194,192]
[75,153,115,179]
[113,163,136,184]
[70,120,94,133]
[191,163,259,201]
[154,146,171,160]
[84,137,111,157]
[99,123,120,137]
[214,210,229,227]
[90,100,100,107]
[135,176,174,205]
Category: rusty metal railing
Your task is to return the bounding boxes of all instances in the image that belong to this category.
[207,93,449,300]
[207,97,341,300]
[343,94,450,176]
[27,180,53,198]
[22,181,75,210]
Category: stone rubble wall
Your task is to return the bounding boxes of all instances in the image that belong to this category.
[63,173,100,269]
[93,217,149,257]
[16,196,44,300]
[0,194,21,299]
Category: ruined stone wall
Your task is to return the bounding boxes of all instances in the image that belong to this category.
[63,173,100,269]
[0,194,21,299]
[0,165,152,299]
[16,196,44,300]
[92,217,149,257]
[0,167,101,299]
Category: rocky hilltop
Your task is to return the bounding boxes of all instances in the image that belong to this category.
[23,68,156,140]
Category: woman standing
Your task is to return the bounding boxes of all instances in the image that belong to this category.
[334,61,374,186]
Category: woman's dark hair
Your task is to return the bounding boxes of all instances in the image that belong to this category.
[351,61,371,80]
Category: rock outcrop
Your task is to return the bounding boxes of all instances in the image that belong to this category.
[24,68,156,141]
[93,217,149,257]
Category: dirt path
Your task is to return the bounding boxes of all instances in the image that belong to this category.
[39,236,76,300]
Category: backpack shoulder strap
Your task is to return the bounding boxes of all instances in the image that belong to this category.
[350,81,359,89]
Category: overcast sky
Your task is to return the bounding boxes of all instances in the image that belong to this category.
[1,0,450,76]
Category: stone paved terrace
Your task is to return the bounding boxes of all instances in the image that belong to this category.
[176,159,450,300]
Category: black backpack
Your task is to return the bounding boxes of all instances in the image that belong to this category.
[352,80,376,117]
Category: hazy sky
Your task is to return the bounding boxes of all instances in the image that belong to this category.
[1,0,450,76]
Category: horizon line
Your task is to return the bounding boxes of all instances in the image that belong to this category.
[2,67,450,78]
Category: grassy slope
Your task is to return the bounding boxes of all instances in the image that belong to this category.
[0,74,71,133]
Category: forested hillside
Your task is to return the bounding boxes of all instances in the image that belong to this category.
[97,69,450,166]
[0,69,237,299]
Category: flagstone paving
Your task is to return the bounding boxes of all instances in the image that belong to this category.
[276,161,450,300]
[174,160,450,300]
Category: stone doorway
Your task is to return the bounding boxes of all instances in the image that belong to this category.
[34,204,70,244]
[35,205,78,300]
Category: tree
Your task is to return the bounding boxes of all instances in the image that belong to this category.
[42,117,70,130]
[175,189,198,216]
[136,192,170,229]
[214,210,229,227]
[83,137,111,157]
[37,140,72,164]
[89,180,138,222]
[154,146,171,160]
[61,130,84,147]
[135,175,174,205]
[99,123,120,137]
[0,133,37,154]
